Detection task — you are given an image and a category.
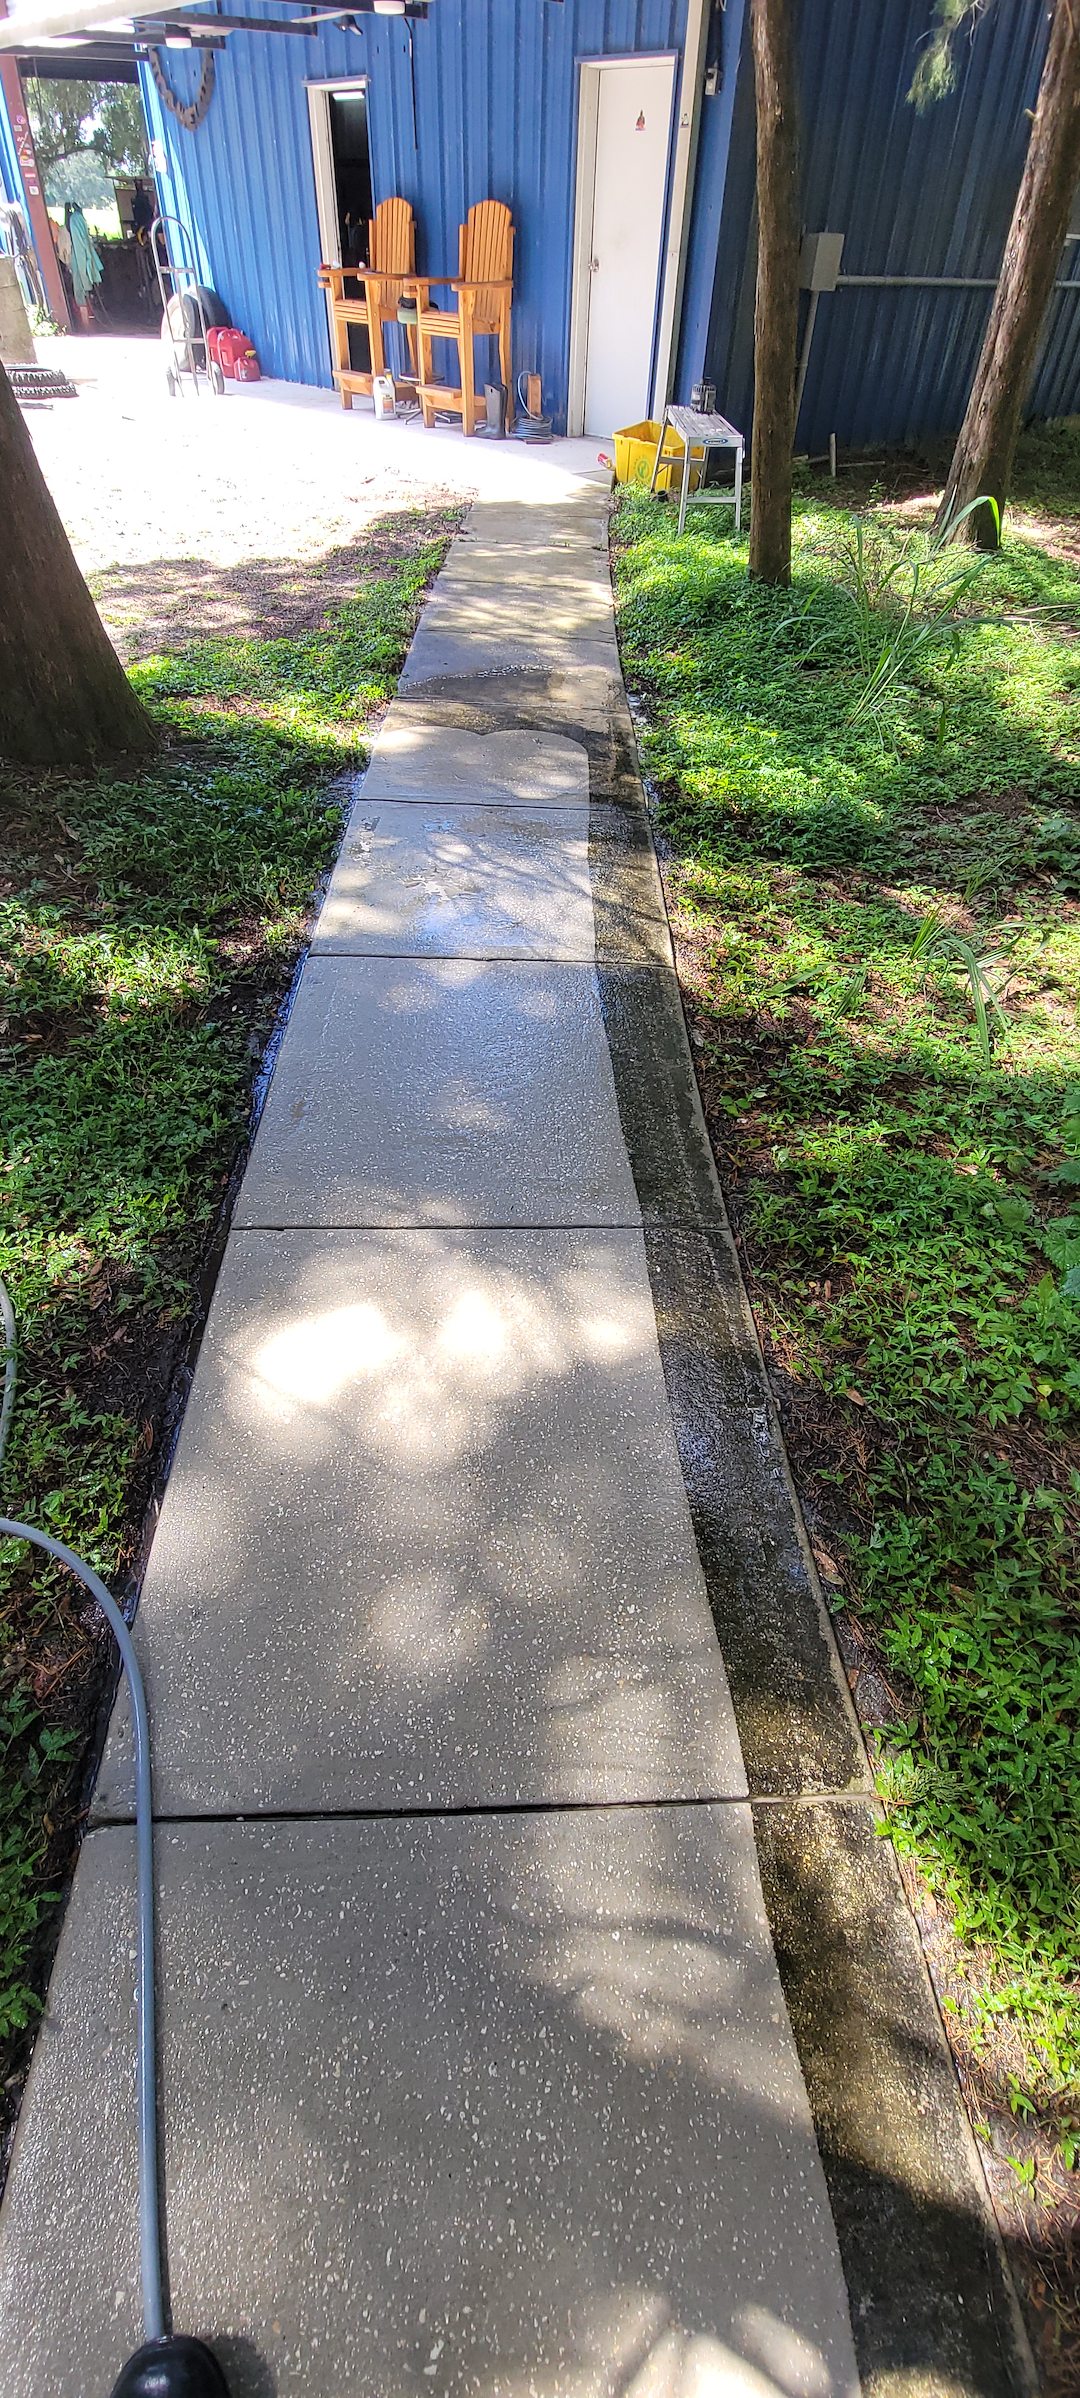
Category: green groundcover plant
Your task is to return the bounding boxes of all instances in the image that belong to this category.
[613,475,1080,2140]
[0,521,455,2043]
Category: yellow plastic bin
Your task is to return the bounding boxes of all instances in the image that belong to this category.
[612,419,705,494]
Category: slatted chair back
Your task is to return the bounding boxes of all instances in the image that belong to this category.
[368,195,416,316]
[458,200,513,334]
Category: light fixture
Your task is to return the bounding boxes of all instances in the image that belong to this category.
[373,1,407,15]
[164,26,193,43]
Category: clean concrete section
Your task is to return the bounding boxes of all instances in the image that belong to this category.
[0,469,866,2398]
[95,1229,744,1815]
[235,958,641,1230]
[1,1812,860,2398]
[353,725,590,808]
[313,803,595,959]
[436,541,614,594]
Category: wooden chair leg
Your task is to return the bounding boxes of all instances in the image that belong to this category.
[498,305,513,424]
[368,308,386,382]
[417,315,437,425]
[459,301,476,435]
[332,305,352,404]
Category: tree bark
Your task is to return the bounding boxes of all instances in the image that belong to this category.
[0,361,156,766]
[935,0,1080,548]
[749,0,800,586]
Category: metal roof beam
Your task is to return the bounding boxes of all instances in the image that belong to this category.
[0,0,324,43]
[135,6,316,28]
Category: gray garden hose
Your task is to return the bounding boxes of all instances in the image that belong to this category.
[0,1280,232,2394]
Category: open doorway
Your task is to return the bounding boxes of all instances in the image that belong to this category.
[328,87,372,268]
[19,62,157,332]
[309,78,385,378]
[308,79,375,272]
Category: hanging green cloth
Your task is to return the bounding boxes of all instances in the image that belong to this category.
[66,207,102,306]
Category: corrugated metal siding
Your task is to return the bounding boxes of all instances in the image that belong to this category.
[140,0,691,418]
[703,0,1080,453]
[0,83,25,210]
[1034,246,1080,418]
[674,0,746,395]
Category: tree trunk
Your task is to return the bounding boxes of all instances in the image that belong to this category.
[935,0,1080,548]
[749,0,800,586]
[0,362,156,766]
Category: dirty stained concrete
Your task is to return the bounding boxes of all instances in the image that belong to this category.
[0,477,1034,2398]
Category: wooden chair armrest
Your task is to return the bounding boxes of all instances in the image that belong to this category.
[450,278,513,293]
[319,264,385,297]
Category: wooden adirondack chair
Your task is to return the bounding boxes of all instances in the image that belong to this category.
[317,195,417,408]
[409,200,514,435]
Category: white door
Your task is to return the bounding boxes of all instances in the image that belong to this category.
[576,57,675,441]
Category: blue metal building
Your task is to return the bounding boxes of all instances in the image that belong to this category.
[700,0,1080,452]
[3,0,1079,452]
[136,0,720,421]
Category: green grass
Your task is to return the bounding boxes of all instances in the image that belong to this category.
[612,472,1080,2135]
[0,516,457,2046]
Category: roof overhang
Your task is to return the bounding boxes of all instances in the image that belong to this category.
[0,0,447,47]
[0,2,213,51]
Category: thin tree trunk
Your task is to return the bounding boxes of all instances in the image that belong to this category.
[0,362,156,765]
[936,0,1080,548]
[749,0,800,586]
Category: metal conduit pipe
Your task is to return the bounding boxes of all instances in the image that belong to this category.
[793,228,1080,442]
[838,274,1080,289]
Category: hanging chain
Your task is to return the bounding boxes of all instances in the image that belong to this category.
[148,47,216,132]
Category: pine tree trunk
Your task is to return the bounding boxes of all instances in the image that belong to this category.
[0,362,156,765]
[749,0,800,586]
[935,0,1080,549]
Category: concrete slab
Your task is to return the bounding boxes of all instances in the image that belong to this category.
[588,807,671,968]
[400,604,621,692]
[0,1810,861,2398]
[599,966,727,1229]
[460,496,611,550]
[429,572,614,634]
[437,543,612,592]
[313,803,594,959]
[358,723,590,808]
[94,1227,743,1816]
[235,958,640,1230]
[384,673,638,755]
[643,1232,867,1799]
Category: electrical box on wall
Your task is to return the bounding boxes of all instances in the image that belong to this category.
[799,231,845,291]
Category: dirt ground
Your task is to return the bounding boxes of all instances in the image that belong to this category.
[24,334,599,658]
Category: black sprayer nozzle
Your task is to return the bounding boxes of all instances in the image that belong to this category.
[108,2335,232,2398]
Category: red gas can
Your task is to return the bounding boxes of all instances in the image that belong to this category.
[217,327,260,381]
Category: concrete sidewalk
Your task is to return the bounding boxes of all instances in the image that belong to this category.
[0,471,863,2397]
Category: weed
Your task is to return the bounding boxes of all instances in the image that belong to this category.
[907,906,1016,1067]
